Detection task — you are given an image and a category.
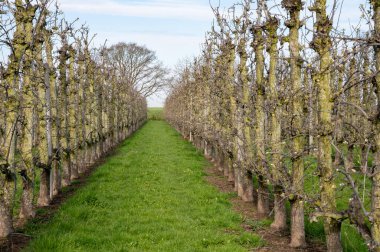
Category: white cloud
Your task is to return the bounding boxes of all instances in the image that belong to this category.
[58,0,213,21]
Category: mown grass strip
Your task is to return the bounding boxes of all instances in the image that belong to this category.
[24,120,263,252]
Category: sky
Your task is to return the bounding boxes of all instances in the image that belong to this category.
[56,0,366,107]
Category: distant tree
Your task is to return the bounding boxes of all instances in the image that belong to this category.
[104,42,169,97]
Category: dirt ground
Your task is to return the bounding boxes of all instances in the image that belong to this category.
[205,162,326,252]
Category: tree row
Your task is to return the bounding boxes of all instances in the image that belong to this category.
[166,0,380,251]
[0,0,148,237]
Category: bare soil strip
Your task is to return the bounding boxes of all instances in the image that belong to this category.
[205,162,326,252]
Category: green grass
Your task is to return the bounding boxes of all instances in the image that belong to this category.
[23,120,263,252]
[148,107,164,120]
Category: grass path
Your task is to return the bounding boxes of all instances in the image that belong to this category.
[24,120,263,252]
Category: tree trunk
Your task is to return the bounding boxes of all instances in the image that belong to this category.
[19,173,35,223]
[238,35,254,203]
[257,175,270,217]
[79,50,88,173]
[311,1,342,251]
[19,63,35,224]
[69,49,79,180]
[228,158,235,183]
[37,168,51,207]
[52,62,62,197]
[371,0,380,250]
[266,14,287,231]
[241,171,253,202]
[290,198,306,247]
[282,0,308,245]
[37,36,55,206]
[272,186,287,231]
[253,3,270,217]
[1,1,34,235]
[18,2,38,224]
[0,175,14,237]
[59,40,71,187]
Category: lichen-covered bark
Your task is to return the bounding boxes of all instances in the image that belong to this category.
[253,7,269,215]
[235,34,254,202]
[59,34,71,187]
[371,0,380,250]
[69,48,79,180]
[79,48,88,173]
[0,0,27,236]
[282,0,307,247]
[226,37,237,183]
[310,1,342,251]
[18,1,38,223]
[86,59,96,164]
[265,15,286,231]
[37,29,55,207]
[95,67,104,159]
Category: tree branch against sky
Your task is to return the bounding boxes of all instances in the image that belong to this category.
[103,42,169,97]
[55,0,364,107]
